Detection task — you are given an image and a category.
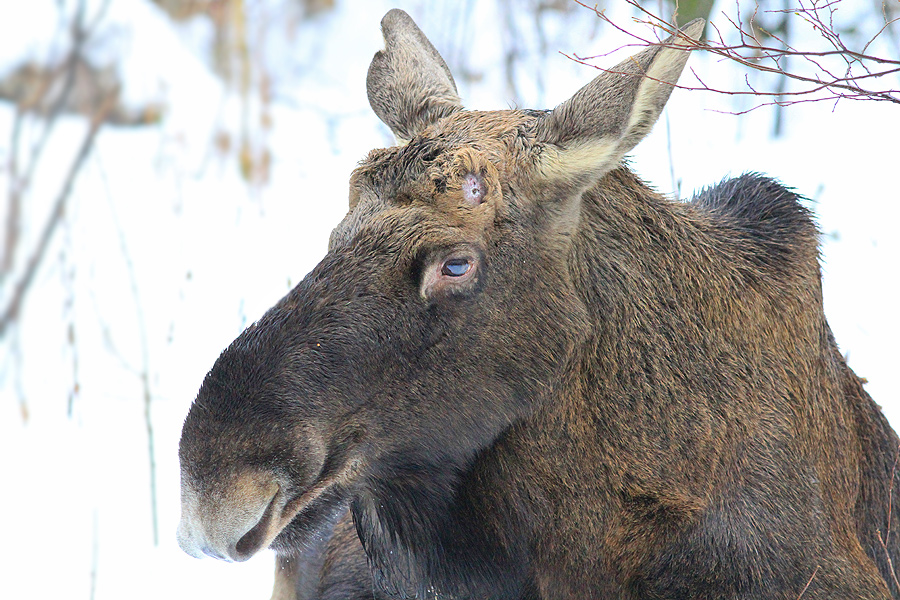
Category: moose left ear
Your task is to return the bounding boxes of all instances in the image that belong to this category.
[535,19,704,185]
[367,9,464,144]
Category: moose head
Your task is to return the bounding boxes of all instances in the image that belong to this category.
[178,8,702,565]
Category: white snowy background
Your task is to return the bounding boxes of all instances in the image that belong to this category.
[1,1,897,598]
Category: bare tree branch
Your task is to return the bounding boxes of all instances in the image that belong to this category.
[570,0,900,110]
[0,90,117,339]
[106,170,160,547]
[2,0,89,279]
[89,141,161,546]
[0,0,119,336]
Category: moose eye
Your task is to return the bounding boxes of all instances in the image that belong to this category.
[441,258,471,277]
[421,251,481,299]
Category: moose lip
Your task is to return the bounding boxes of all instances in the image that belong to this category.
[265,460,362,555]
[231,483,325,561]
[193,458,363,563]
[234,488,280,560]
[270,487,352,555]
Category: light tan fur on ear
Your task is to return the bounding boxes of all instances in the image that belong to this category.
[535,19,704,184]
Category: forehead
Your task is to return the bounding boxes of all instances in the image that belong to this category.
[354,109,542,198]
[329,109,542,250]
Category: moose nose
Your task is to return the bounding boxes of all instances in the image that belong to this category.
[176,519,208,560]
[176,518,248,562]
[177,471,282,562]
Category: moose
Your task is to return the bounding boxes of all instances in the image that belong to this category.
[177,9,900,599]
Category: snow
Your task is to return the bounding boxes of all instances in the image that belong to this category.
[1,1,897,599]
[0,0,65,76]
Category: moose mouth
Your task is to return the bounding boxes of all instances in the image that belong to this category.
[232,473,354,561]
[234,488,280,558]
[268,483,352,556]
[233,480,350,560]
[178,460,359,563]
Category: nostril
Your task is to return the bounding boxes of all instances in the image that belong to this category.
[233,489,279,560]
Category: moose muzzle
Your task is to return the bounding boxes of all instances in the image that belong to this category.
[177,470,281,562]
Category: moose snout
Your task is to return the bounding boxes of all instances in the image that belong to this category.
[177,471,281,562]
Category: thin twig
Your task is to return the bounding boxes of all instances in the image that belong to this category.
[796,565,819,599]
[89,509,99,600]
[876,444,900,594]
[876,529,900,593]
[3,0,87,279]
[19,0,89,200]
[568,0,900,109]
[2,0,105,281]
[0,91,118,338]
[99,146,160,547]
[2,109,24,278]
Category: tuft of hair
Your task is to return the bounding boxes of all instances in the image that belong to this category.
[690,173,819,272]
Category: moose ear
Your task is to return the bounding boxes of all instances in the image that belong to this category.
[535,19,704,184]
[367,9,463,144]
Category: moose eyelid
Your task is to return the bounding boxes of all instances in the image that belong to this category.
[419,250,481,300]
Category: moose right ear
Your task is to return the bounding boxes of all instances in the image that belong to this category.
[367,9,464,144]
[535,20,704,187]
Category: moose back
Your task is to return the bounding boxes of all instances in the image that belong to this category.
[177,9,900,599]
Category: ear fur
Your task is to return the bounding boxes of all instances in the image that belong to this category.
[367,9,463,144]
[535,19,704,183]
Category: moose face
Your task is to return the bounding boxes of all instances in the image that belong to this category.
[178,8,701,569]
[177,110,588,561]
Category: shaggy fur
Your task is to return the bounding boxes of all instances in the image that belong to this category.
[177,10,900,600]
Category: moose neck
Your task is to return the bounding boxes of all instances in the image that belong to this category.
[346,168,722,597]
[351,166,828,597]
[558,165,827,501]
[351,438,535,599]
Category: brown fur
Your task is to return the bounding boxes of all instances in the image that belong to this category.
[177,10,900,600]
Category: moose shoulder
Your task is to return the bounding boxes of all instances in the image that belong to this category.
[177,9,900,599]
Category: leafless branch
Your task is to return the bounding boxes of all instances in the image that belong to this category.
[570,0,900,110]
[3,111,23,277]
[93,147,160,546]
[62,224,80,418]
[90,509,100,600]
[1,0,118,338]
[113,205,160,548]
[0,90,117,339]
[2,0,90,279]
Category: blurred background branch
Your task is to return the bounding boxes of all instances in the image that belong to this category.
[574,0,899,113]
[1,0,118,341]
